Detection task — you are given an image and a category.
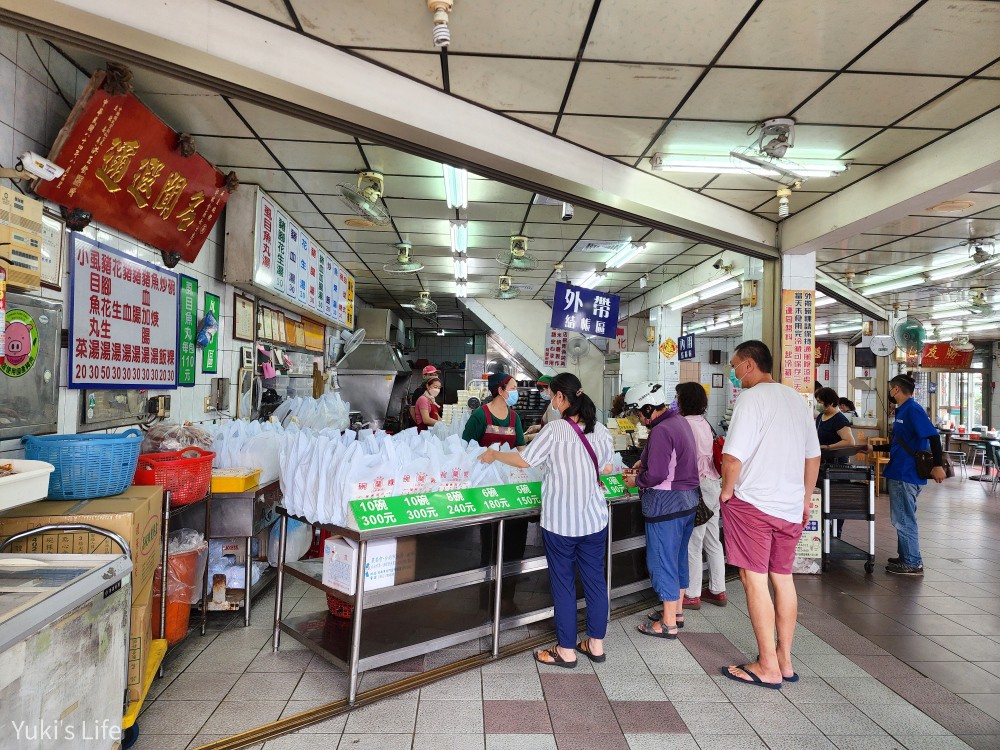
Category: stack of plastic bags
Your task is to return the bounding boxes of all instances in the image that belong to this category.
[208,420,285,485]
[141,422,214,454]
[278,427,542,527]
[271,392,350,431]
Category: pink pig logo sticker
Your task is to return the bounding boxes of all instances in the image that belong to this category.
[1,310,38,377]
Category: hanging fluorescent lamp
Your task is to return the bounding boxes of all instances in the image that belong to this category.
[578,270,606,289]
[815,296,837,308]
[455,281,468,298]
[450,219,468,254]
[931,308,971,320]
[663,271,741,305]
[443,164,468,209]
[650,153,848,179]
[669,295,699,311]
[697,278,740,302]
[453,257,467,281]
[927,263,975,282]
[606,241,643,268]
[861,276,924,295]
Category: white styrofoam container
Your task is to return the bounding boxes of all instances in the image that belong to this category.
[0,459,56,512]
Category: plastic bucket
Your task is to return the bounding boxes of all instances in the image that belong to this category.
[152,544,206,645]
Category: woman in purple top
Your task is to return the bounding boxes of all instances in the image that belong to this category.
[623,382,700,639]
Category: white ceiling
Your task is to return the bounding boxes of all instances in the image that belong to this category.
[12,0,1000,339]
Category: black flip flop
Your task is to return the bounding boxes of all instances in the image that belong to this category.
[646,610,684,627]
[783,673,800,683]
[720,664,782,690]
[534,647,577,668]
[576,639,606,664]
[637,621,678,639]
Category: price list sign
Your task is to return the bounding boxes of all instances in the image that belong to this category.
[544,328,568,367]
[69,234,179,389]
[781,289,815,395]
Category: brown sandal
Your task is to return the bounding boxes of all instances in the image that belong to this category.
[534,647,577,668]
[575,639,606,663]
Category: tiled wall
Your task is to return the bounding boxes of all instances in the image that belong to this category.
[412,333,485,367]
[0,32,248,459]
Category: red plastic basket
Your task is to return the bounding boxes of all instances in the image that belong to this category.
[326,594,354,619]
[134,447,215,506]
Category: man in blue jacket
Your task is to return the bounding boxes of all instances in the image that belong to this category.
[877,374,946,575]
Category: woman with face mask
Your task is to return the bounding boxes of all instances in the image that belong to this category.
[462,372,526,450]
[526,375,555,436]
[480,372,614,667]
[415,376,443,432]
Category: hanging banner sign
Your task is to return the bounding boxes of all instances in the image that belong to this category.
[678,334,695,361]
[69,234,179,389]
[36,70,231,264]
[550,282,619,339]
[921,342,974,369]
[780,290,815,396]
[201,291,219,374]
[177,276,197,386]
[814,340,833,365]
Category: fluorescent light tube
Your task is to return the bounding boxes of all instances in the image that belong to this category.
[651,153,847,178]
[578,272,605,289]
[453,257,467,280]
[606,241,642,269]
[664,271,740,305]
[450,220,468,254]
[669,295,699,311]
[931,308,969,320]
[862,276,924,295]
[455,281,467,298]
[928,263,975,282]
[443,165,468,209]
[697,279,740,302]
[815,296,837,307]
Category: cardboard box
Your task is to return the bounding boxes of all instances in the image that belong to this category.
[0,484,163,598]
[128,582,153,703]
[322,536,417,595]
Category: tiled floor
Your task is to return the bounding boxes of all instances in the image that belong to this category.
[131,473,1000,750]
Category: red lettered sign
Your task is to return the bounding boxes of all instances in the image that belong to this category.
[36,70,231,264]
[921,343,974,369]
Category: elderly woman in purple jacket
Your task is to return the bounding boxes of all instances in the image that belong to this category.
[623,382,701,639]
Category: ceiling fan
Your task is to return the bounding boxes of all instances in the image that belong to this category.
[338,171,391,227]
[493,275,519,300]
[383,243,424,274]
[496,235,538,271]
[409,290,438,315]
[949,334,975,353]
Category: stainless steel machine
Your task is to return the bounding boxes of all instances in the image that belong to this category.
[334,340,411,427]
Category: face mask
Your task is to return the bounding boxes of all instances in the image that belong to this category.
[888,391,897,405]
[427,389,440,398]
[539,391,551,401]
[729,368,742,388]
[506,390,519,407]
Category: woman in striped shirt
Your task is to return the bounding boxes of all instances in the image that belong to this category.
[480,372,614,667]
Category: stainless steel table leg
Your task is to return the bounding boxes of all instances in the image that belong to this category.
[606,512,613,624]
[158,490,171,678]
[348,539,367,705]
[201,493,211,636]
[491,519,506,658]
[272,514,288,653]
[244,535,252,627]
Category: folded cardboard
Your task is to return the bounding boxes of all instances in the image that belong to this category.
[128,582,153,703]
[322,536,417,595]
[0,484,163,599]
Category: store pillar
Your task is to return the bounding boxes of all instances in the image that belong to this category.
[647,304,682,394]
[778,251,817,395]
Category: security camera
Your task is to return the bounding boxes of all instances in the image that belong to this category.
[18,151,65,181]
[561,202,574,222]
[712,258,724,270]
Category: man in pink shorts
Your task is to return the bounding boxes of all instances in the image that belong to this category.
[719,340,821,689]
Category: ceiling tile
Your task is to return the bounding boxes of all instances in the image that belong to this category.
[468,180,533,203]
[851,1,1000,76]
[229,169,300,193]
[754,191,830,217]
[233,101,354,141]
[793,73,955,127]
[917,218,1000,240]
[840,128,942,164]
[503,112,558,132]
[394,217,452,236]
[585,0,756,64]
[565,62,703,118]
[361,146,446,177]
[191,136,278,169]
[874,236,966,254]
[448,0,593,56]
[287,170,356,195]
[821,233,903,252]
[266,140,362,171]
[525,203,597,225]
[521,222,586,241]
[448,57,573,112]
[555,115,665,157]
[289,0,428,47]
[897,79,1000,130]
[718,0,915,69]
[356,51,443,89]
[678,68,832,122]
[381,198,454,221]
[914,192,1000,218]
[136,92,252,137]
[223,0,295,24]
[865,216,954,235]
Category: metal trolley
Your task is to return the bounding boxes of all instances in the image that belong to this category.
[820,457,876,574]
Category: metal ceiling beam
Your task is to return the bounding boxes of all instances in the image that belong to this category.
[2,0,778,260]
[622,252,738,318]
[815,271,889,322]
[781,108,1000,255]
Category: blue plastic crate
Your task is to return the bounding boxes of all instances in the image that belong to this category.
[22,428,144,500]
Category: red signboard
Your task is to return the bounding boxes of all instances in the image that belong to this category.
[814,340,833,365]
[921,343,974,369]
[36,70,231,264]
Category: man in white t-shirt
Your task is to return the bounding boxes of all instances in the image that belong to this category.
[719,340,821,690]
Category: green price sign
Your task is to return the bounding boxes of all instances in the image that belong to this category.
[178,275,197,386]
[350,482,542,531]
[202,291,219,374]
[601,474,628,499]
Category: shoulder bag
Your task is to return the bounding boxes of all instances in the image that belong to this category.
[894,433,953,480]
[565,418,602,485]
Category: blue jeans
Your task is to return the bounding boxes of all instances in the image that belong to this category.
[542,527,609,649]
[645,513,696,602]
[887,479,922,567]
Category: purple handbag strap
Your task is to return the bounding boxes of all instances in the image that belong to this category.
[566,418,601,483]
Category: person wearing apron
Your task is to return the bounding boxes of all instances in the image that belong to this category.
[463,372,528,608]
[415,376,442,432]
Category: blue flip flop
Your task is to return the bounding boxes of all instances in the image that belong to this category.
[783,673,800,683]
[720,664,782,690]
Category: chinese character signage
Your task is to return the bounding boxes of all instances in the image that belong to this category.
[544,328,568,367]
[780,289,815,396]
[814,340,833,365]
[550,282,619,339]
[36,71,231,264]
[921,342,974,369]
[178,275,197,386]
[678,334,695,361]
[247,187,355,329]
[202,292,219,374]
[69,234,179,389]
[659,338,678,360]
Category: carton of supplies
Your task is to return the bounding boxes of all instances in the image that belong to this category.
[0,485,163,599]
[321,536,417,595]
[128,583,153,703]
